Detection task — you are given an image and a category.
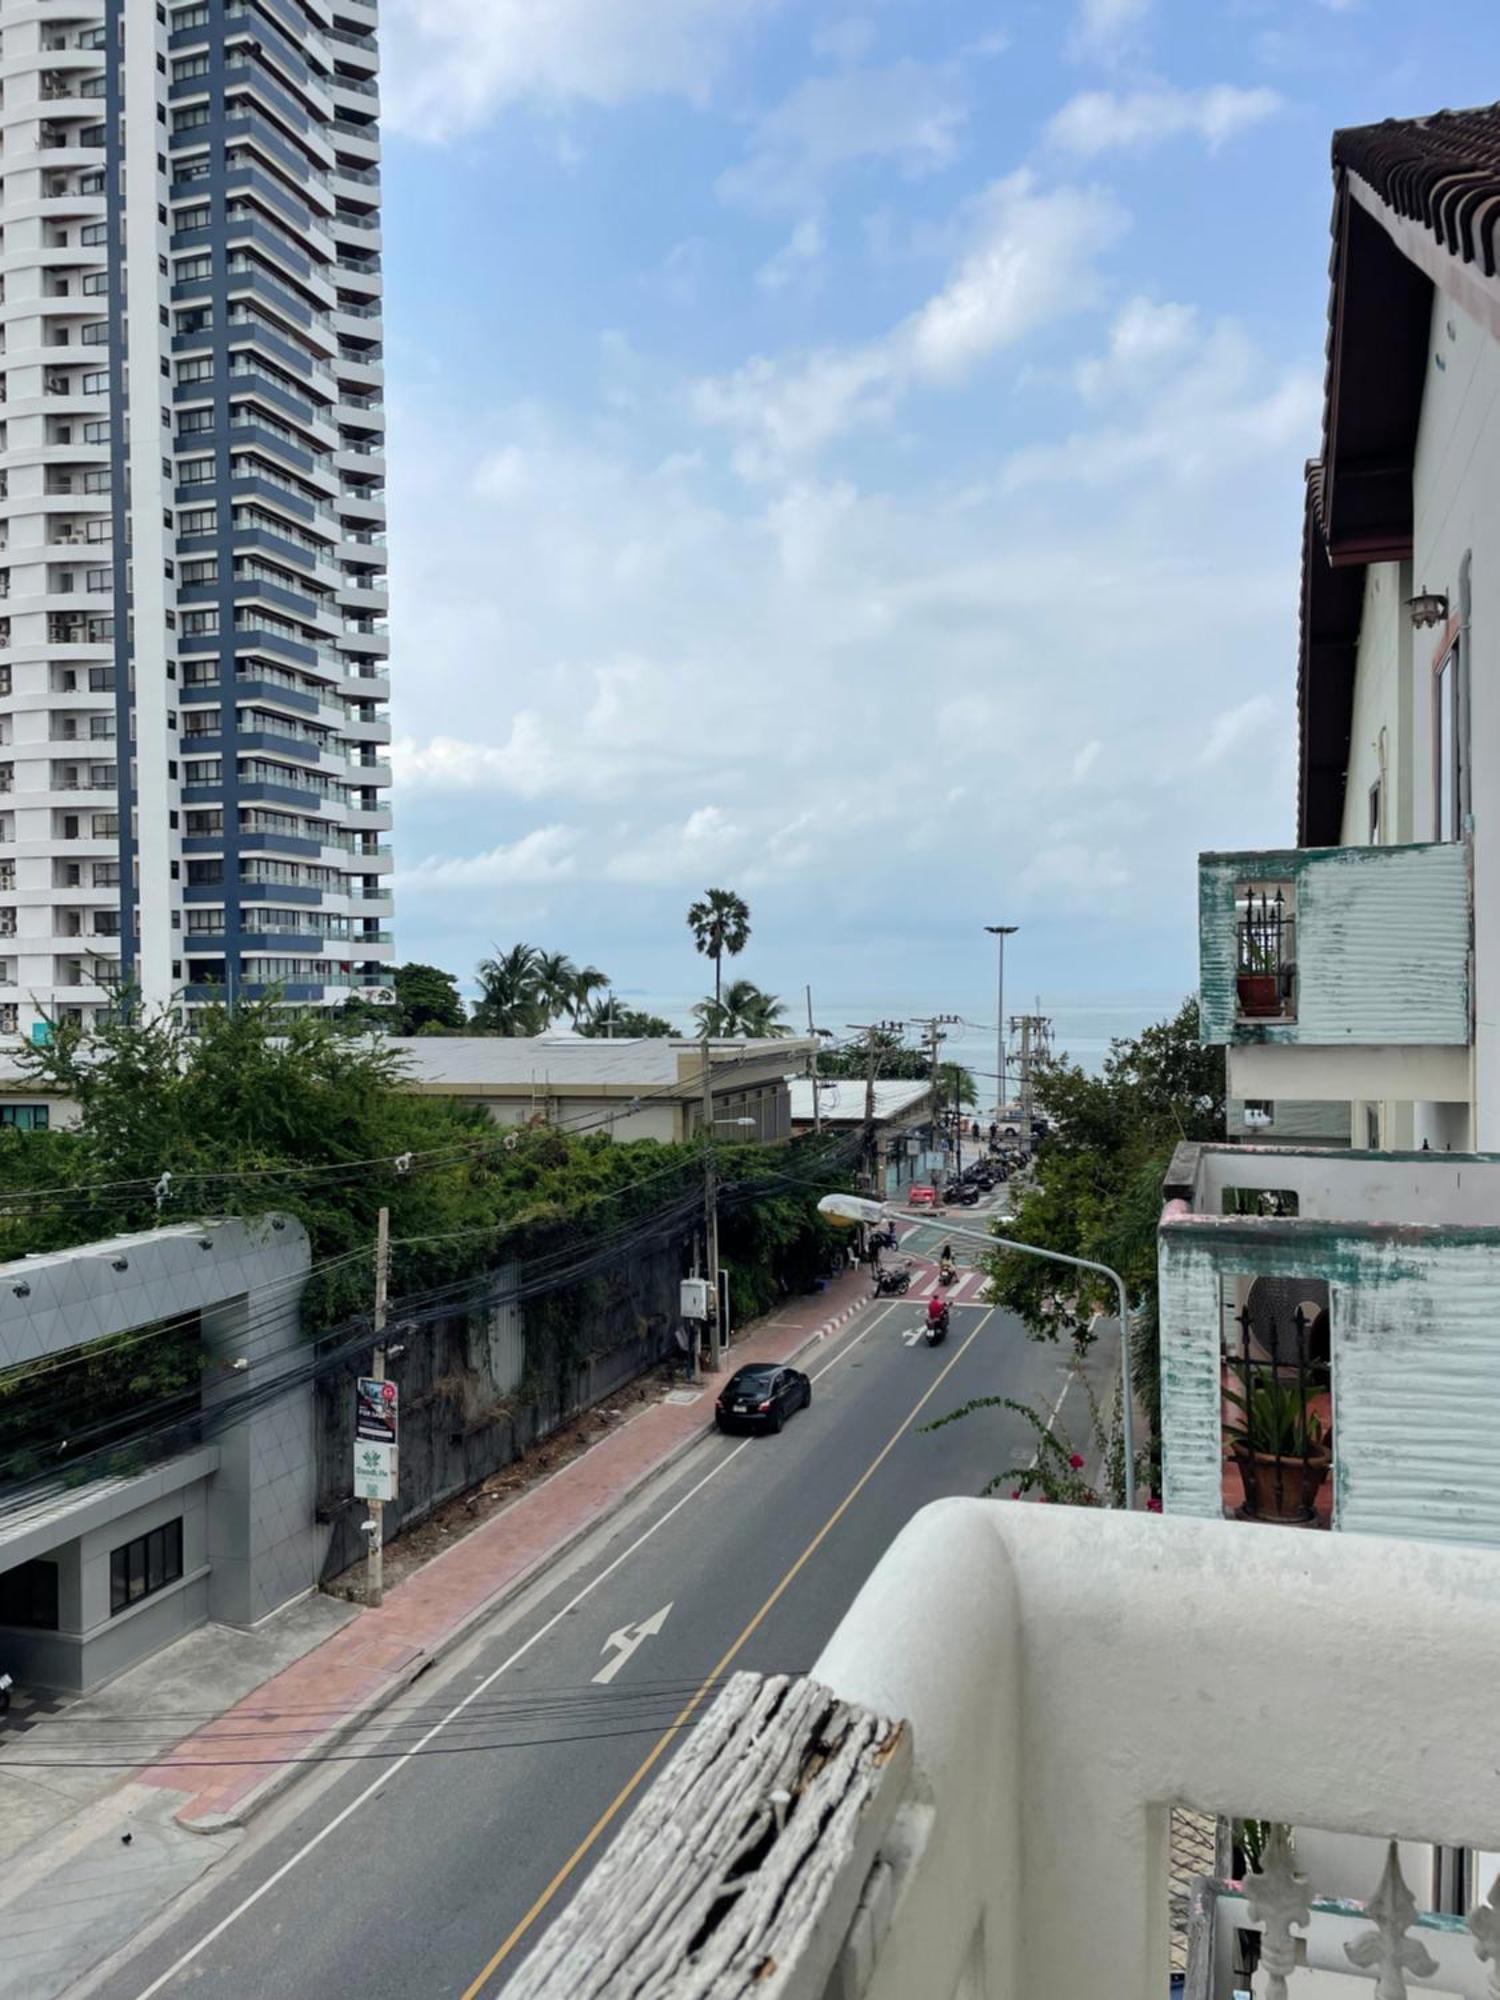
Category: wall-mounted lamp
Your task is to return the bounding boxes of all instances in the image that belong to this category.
[228,1357,249,1373]
[385,1343,406,1360]
[1408,587,1449,629]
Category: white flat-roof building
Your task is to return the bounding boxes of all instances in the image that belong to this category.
[387,1035,816,1146]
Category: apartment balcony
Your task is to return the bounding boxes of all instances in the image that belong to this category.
[1198,842,1471,1108]
[505,1502,1500,2000]
[1159,1141,1500,1543]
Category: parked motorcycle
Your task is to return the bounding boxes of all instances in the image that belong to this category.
[874,1261,913,1297]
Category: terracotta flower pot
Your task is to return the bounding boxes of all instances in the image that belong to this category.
[1236,972,1282,1018]
[1230,1444,1330,1524]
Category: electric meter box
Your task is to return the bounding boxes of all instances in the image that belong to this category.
[680,1277,711,1320]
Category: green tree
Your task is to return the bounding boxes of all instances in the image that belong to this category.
[984,998,1224,1481]
[694,979,789,1039]
[577,994,678,1039]
[392,962,467,1035]
[569,964,609,1022]
[686,888,751,1010]
[819,1031,929,1082]
[471,943,546,1035]
[532,950,581,1026]
[937,1062,978,1110]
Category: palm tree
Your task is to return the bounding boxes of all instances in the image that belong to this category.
[686,889,751,1011]
[694,979,789,1039]
[533,949,581,1027]
[471,943,545,1035]
[569,964,609,1023]
[938,1062,979,1110]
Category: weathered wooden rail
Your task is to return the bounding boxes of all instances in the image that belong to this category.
[506,1671,911,1999]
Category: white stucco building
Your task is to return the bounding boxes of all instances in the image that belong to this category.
[1198,105,1500,1152]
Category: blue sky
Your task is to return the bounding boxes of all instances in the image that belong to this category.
[375,0,1495,1027]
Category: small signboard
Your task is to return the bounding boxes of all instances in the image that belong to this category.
[356,1375,398,1445]
[353,1439,397,1502]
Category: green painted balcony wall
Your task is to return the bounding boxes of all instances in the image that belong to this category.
[1198,841,1470,1046]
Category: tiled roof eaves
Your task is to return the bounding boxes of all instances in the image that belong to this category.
[1333,105,1500,279]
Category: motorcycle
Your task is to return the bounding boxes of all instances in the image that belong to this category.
[874,1261,913,1297]
[924,1301,950,1346]
[939,1255,958,1288]
[872,1223,900,1252]
[945,1182,981,1207]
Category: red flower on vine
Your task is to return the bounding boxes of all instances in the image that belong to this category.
[1146,1497,1163,1514]
[1069,1453,1085,1470]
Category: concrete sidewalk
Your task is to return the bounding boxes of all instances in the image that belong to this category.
[128,1260,881,1833]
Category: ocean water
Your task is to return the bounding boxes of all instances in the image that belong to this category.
[633,988,1188,1101]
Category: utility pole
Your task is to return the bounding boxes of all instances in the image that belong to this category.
[700,1032,722,1373]
[984,924,1017,1123]
[911,1013,960,1182]
[367,1203,389,1609]
[1010,1006,1053,1155]
[806,985,820,1135]
[848,1020,904,1191]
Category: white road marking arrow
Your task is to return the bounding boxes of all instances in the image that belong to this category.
[902,1324,924,1347]
[591,1602,673,1686]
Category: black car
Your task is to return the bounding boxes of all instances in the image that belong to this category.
[715,1363,812,1435]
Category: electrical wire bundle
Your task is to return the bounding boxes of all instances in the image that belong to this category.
[0,1127,861,1527]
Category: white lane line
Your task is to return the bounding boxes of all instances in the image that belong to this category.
[130,1299,898,2000]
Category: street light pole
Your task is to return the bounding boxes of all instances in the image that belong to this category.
[816,1195,1137,1511]
[984,925,1017,1125]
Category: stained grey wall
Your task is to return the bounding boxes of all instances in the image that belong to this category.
[315,1242,683,1580]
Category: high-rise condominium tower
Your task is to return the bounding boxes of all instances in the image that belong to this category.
[0,0,393,1042]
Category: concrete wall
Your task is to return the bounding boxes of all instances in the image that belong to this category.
[1189,1142,1500,1224]
[1159,1209,1500,1544]
[315,1241,684,1580]
[1409,294,1500,1146]
[0,1451,215,1691]
[0,1217,321,1685]
[1227,1098,1352,1145]
[1199,842,1470,1048]
[1340,560,1414,848]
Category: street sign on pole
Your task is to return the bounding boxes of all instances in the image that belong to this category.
[353,1439,397,1502]
[356,1375,398,1445]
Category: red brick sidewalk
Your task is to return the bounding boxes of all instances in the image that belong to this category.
[136,1260,887,1831]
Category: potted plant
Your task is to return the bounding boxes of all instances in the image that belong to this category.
[1223,1373,1330,1523]
[1236,935,1283,1019]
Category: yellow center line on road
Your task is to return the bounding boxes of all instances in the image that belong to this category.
[461,1306,996,1998]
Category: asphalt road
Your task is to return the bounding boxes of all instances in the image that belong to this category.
[80,1274,1104,2000]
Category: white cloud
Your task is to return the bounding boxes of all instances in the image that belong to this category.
[717,60,967,214]
[1071,739,1103,782]
[387,317,1305,987]
[382,0,776,141]
[1004,319,1319,491]
[1047,83,1283,156]
[1196,695,1278,769]
[394,825,580,891]
[1075,295,1197,400]
[694,172,1122,473]
[1068,0,1153,61]
[811,16,875,64]
[757,217,825,293]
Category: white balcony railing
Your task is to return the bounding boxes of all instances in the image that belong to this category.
[509,1504,1500,2000]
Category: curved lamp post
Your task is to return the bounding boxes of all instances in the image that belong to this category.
[817,1192,1136,1512]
